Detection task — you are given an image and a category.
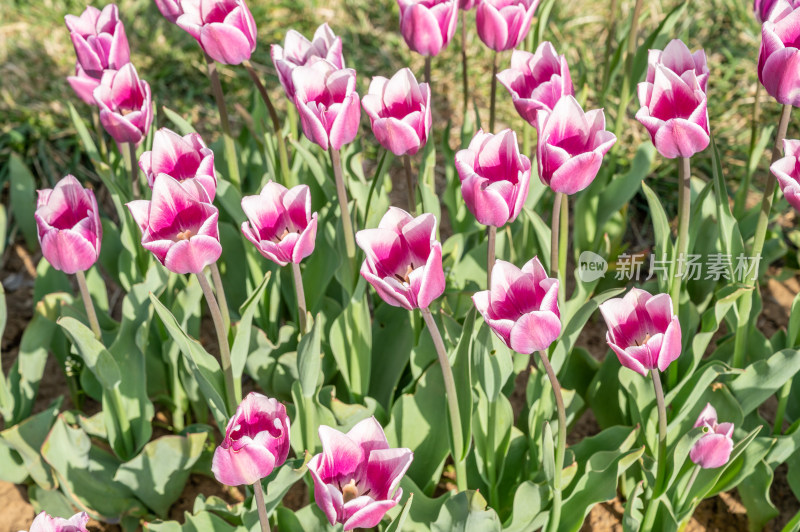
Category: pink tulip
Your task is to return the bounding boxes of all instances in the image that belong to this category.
[356,207,445,311]
[93,63,153,146]
[271,23,345,100]
[139,128,217,202]
[536,96,617,195]
[24,511,89,532]
[35,175,102,275]
[153,0,183,23]
[127,175,222,274]
[307,417,413,531]
[690,403,734,469]
[362,68,432,156]
[212,392,291,486]
[772,139,800,211]
[472,257,560,354]
[455,129,531,227]
[293,60,361,151]
[241,181,319,267]
[759,0,800,107]
[176,0,257,65]
[599,288,682,376]
[496,43,574,124]
[755,0,800,23]
[636,39,710,159]
[397,0,459,57]
[476,0,540,52]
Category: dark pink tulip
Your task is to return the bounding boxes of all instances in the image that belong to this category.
[362,68,432,156]
[271,23,345,100]
[307,417,413,531]
[212,392,291,486]
[536,96,616,195]
[455,129,531,227]
[293,60,361,151]
[139,128,217,202]
[636,39,710,159]
[356,207,445,311]
[127,175,222,274]
[397,0,459,57]
[35,175,102,275]
[93,63,153,146]
[472,257,560,354]
[599,288,682,376]
[64,4,130,105]
[772,139,800,211]
[176,0,257,65]
[153,0,183,23]
[241,181,318,267]
[496,42,574,124]
[759,0,800,107]
[476,0,540,52]
[26,511,89,532]
[690,403,734,469]
[755,0,800,23]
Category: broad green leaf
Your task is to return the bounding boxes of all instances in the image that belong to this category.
[58,317,121,389]
[452,308,476,461]
[473,321,513,403]
[729,349,800,416]
[163,106,197,135]
[231,272,271,391]
[297,314,323,398]
[276,504,330,532]
[432,490,501,532]
[8,153,39,249]
[503,481,549,532]
[0,398,61,489]
[641,182,673,294]
[369,303,413,410]
[737,460,779,532]
[710,135,745,280]
[386,493,414,532]
[622,481,645,532]
[329,287,372,398]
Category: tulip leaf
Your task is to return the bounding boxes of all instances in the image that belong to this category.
[58,317,121,389]
[542,421,556,484]
[504,481,549,532]
[369,303,414,410]
[710,135,745,279]
[231,272,271,389]
[276,504,330,532]
[641,181,674,293]
[162,106,197,135]
[329,284,372,398]
[452,307,476,461]
[8,153,39,250]
[622,481,645,532]
[738,460,779,532]
[0,439,27,484]
[297,313,323,398]
[0,398,61,489]
[730,349,800,416]
[473,321,513,403]
[385,494,414,532]
[431,490,501,532]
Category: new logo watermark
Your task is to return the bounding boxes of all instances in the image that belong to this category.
[578,251,608,282]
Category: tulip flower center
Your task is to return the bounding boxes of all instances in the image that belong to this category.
[176,229,193,241]
[634,333,652,347]
[394,263,415,284]
[342,479,359,503]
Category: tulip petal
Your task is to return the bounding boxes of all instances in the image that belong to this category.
[508,310,561,354]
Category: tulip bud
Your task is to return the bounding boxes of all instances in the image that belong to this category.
[93,63,153,146]
[476,0,540,52]
[271,23,345,100]
[153,0,183,23]
[24,511,89,532]
[689,403,734,469]
[771,139,800,211]
[176,0,257,65]
[139,128,217,202]
[758,0,800,107]
[397,0,459,57]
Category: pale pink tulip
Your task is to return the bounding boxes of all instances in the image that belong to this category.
[93,63,153,146]
[176,0,257,65]
[690,403,734,469]
[271,23,345,100]
[759,0,800,107]
[23,511,89,532]
[476,0,540,51]
[397,0,459,56]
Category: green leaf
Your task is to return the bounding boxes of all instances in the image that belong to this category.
[8,153,39,250]
[729,349,800,416]
[0,398,61,489]
[738,460,779,532]
[622,481,645,532]
[276,504,330,532]
[369,303,413,410]
[432,490,501,532]
[297,313,323,398]
[163,106,197,135]
[503,481,549,532]
[542,422,555,484]
[641,182,673,293]
[452,308,476,461]
[710,135,745,280]
[329,288,372,398]
[231,272,271,393]
[386,493,414,532]
[259,457,308,516]
[473,321,514,402]
[58,317,121,389]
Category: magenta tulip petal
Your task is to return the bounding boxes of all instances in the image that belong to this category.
[509,311,562,354]
[28,511,90,532]
[398,0,457,56]
[343,498,399,530]
[690,433,734,469]
[694,403,718,429]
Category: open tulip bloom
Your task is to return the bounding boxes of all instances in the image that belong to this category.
[689,403,734,470]
[154,0,183,23]
[476,0,540,51]
[139,128,217,202]
[271,23,345,100]
[25,511,89,532]
[772,139,800,211]
[176,0,258,65]
[397,0,459,57]
[93,63,153,146]
[759,0,800,107]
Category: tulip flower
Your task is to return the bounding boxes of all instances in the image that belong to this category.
[759,0,800,107]
[755,0,800,22]
[35,175,102,275]
[212,392,291,486]
[127,175,222,274]
[293,60,361,151]
[65,4,130,105]
[271,23,345,100]
[690,403,734,469]
[176,0,257,65]
[153,0,183,23]
[475,0,540,51]
[356,207,445,311]
[771,139,800,211]
[139,128,217,202]
[362,68,432,156]
[307,417,413,531]
[536,96,617,195]
[599,288,682,376]
[397,0,459,57]
[24,511,89,532]
[496,43,574,124]
[635,39,710,159]
[93,63,153,146]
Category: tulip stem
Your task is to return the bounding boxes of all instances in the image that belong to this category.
[539,350,566,532]
[330,149,357,273]
[210,263,231,334]
[403,155,417,214]
[558,193,568,304]
[487,225,496,288]
[642,369,669,531]
[92,108,108,163]
[421,307,467,492]
[668,156,691,388]
[205,53,242,191]
[734,82,763,217]
[252,480,272,532]
[126,143,140,199]
[75,270,102,341]
[424,56,432,86]
[774,379,792,435]
[489,51,498,132]
[550,192,562,278]
[291,262,308,334]
[460,11,469,115]
[197,271,238,411]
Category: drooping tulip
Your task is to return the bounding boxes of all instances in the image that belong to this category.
[356,207,445,311]
[635,39,710,159]
[153,0,183,23]
[307,417,413,531]
[93,63,153,145]
[176,0,257,65]
[397,0,459,57]
[758,0,800,107]
[536,96,617,195]
[212,392,291,486]
[772,139,800,211]
[599,288,682,376]
[241,181,319,266]
[496,42,574,124]
[475,0,540,52]
[24,511,89,532]
[362,68,432,156]
[689,403,734,469]
[271,23,345,100]
[127,175,222,274]
[139,128,217,202]
[292,60,361,151]
[35,175,102,275]
[455,129,531,227]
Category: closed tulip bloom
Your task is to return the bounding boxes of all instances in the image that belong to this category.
[308,417,413,531]
[212,392,291,486]
[690,403,734,469]
[35,175,102,275]
[271,23,345,100]
[356,207,445,311]
[24,511,89,532]
[472,257,560,354]
[397,0,459,57]
[139,128,217,202]
[759,0,800,107]
[241,181,318,266]
[536,96,616,195]
[599,288,682,376]
[153,0,183,23]
[772,139,800,211]
[176,0,257,65]
[496,43,574,124]
[455,129,531,227]
[93,63,153,145]
[362,68,432,156]
[127,175,222,274]
[476,0,540,52]
[293,60,361,151]
[636,39,710,159]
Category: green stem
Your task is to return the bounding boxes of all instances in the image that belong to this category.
[642,370,669,530]
[734,82,763,217]
[551,192,562,278]
[668,157,691,387]
[252,480,272,532]
[197,270,238,410]
[460,11,469,115]
[424,56,432,87]
[75,270,102,341]
[291,262,308,334]
[613,0,643,141]
[92,108,108,163]
[558,193,568,305]
[205,53,242,190]
[489,51,498,132]
[210,263,231,334]
[330,148,357,269]
[403,154,416,214]
[487,225,496,288]
[539,350,566,532]
[774,379,792,435]
[487,398,499,507]
[127,143,140,199]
